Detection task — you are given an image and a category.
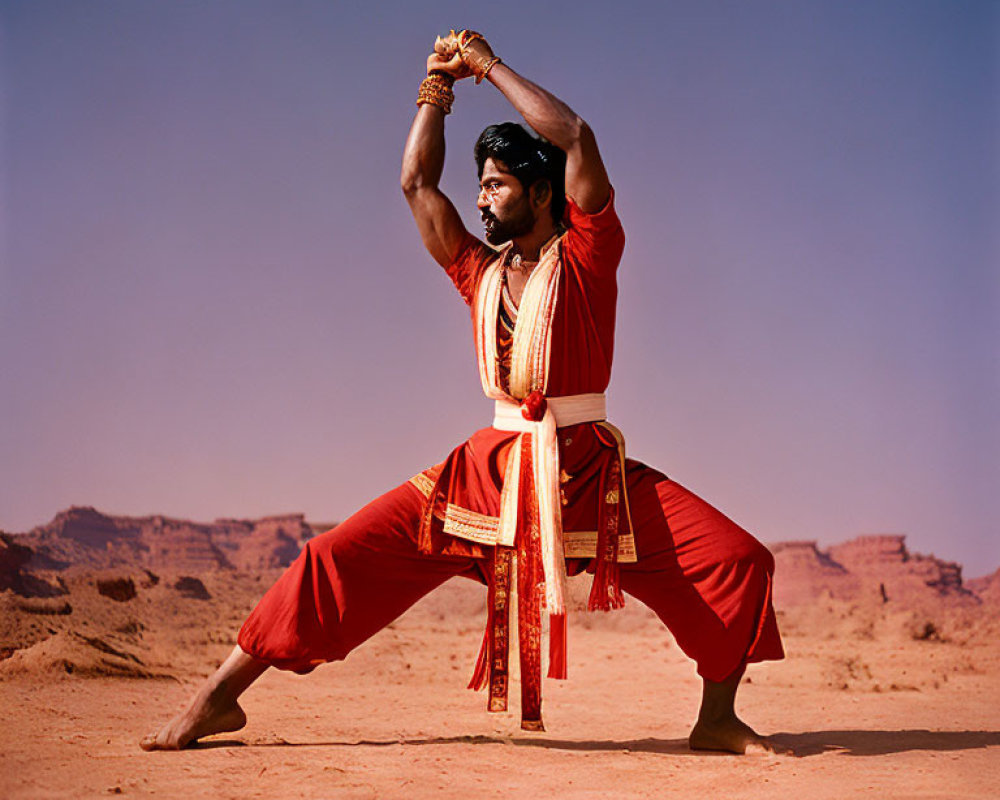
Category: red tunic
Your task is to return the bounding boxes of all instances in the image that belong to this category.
[411,192,627,565]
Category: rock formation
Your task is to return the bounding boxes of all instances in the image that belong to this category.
[773,534,979,608]
[770,540,859,607]
[826,534,975,604]
[0,534,67,598]
[14,507,314,573]
[5,509,993,618]
[967,567,1000,606]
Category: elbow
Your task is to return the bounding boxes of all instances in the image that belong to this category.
[557,115,587,148]
[400,165,429,199]
[400,154,419,196]
[400,170,418,198]
[572,118,595,149]
[551,116,591,154]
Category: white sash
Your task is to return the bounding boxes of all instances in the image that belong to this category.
[492,394,607,431]
[473,234,566,615]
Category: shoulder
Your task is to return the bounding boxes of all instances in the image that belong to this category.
[449,231,497,270]
[564,187,622,234]
[444,232,500,305]
[560,187,625,276]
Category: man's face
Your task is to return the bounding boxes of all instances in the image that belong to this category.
[477,158,535,246]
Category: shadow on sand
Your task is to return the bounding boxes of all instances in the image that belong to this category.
[769,729,1000,757]
[194,729,1000,758]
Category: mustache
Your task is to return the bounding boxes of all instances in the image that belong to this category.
[481,210,497,224]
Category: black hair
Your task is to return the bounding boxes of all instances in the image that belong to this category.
[474,122,567,222]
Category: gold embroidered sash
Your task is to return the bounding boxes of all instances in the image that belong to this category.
[458,234,636,729]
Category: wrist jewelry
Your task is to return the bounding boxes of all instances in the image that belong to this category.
[479,56,501,83]
[456,29,499,84]
[417,73,455,114]
[457,29,485,51]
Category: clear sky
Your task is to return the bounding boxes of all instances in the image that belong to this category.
[1,1,997,575]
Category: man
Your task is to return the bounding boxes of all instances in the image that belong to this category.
[141,30,783,754]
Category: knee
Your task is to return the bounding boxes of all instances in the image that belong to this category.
[726,534,775,580]
[295,532,326,568]
[752,540,775,574]
[299,519,360,563]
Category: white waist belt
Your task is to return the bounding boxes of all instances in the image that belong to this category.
[492,393,607,432]
[487,392,607,621]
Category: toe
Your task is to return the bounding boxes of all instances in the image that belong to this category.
[745,736,791,756]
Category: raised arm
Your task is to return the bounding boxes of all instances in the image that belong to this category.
[400,57,471,268]
[489,65,611,214]
[443,31,611,214]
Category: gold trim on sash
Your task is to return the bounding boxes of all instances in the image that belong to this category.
[408,475,636,560]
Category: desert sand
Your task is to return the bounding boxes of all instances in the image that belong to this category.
[1,508,998,799]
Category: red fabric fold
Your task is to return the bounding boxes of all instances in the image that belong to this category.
[467,626,489,691]
[547,613,567,680]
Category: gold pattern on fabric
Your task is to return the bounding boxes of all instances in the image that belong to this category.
[408,473,436,497]
[562,530,599,558]
[594,421,638,563]
[443,504,500,544]
[489,547,513,712]
[408,469,636,561]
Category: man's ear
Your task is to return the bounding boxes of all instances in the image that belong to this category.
[531,180,552,210]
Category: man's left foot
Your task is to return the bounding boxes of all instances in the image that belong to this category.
[139,693,246,751]
[689,714,784,755]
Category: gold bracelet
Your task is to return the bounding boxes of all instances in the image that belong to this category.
[457,30,485,51]
[479,56,501,84]
[456,30,499,85]
[416,73,455,114]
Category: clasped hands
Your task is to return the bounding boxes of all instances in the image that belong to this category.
[426,29,498,83]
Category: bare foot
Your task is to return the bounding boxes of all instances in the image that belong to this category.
[139,691,247,751]
[689,714,785,755]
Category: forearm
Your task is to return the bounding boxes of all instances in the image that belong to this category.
[487,63,586,152]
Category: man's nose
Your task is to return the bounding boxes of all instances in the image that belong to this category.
[476,190,490,209]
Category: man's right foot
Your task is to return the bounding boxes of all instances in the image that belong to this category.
[689,713,784,755]
[139,695,247,751]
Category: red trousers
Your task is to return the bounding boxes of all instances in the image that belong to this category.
[238,463,784,684]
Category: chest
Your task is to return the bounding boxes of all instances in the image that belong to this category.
[504,266,532,308]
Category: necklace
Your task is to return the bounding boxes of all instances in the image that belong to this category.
[509,252,537,273]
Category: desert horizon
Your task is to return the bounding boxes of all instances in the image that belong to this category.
[5,502,998,580]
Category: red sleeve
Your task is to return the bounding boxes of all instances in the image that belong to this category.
[561,187,626,279]
[443,232,496,305]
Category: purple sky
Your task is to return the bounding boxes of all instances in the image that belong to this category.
[2,2,997,575]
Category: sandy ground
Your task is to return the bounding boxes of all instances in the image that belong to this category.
[2,575,999,800]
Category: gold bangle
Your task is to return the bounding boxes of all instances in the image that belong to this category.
[456,29,498,84]
[457,30,485,51]
[417,73,455,114]
[478,56,501,84]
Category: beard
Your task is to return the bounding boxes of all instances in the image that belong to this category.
[483,200,535,245]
